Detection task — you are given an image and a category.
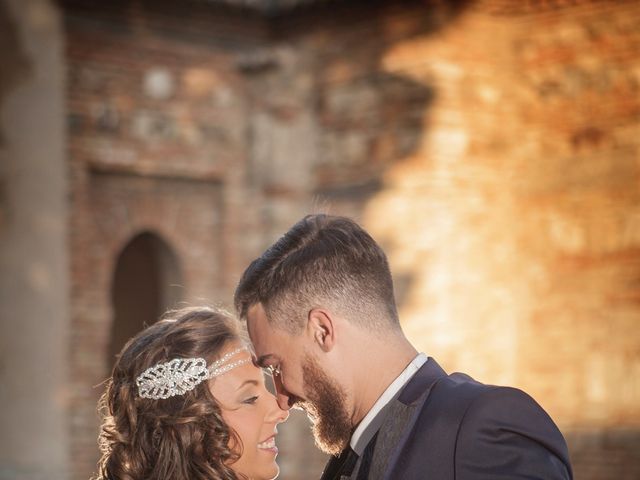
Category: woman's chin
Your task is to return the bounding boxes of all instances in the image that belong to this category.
[243,462,279,480]
[267,463,280,480]
[263,463,280,480]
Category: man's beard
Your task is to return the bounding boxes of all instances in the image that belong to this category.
[294,355,352,456]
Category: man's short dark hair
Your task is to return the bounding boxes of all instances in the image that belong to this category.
[234,214,399,334]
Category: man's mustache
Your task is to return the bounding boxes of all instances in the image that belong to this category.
[290,396,308,410]
[291,397,319,421]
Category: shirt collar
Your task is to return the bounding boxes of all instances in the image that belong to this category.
[349,353,428,455]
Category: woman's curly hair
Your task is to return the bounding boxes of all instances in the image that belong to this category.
[94,306,248,480]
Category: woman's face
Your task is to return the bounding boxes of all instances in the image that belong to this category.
[209,342,289,480]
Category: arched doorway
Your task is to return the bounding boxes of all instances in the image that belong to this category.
[108,231,183,369]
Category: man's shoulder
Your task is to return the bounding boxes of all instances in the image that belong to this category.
[410,364,539,428]
[434,370,510,400]
[430,371,542,413]
[382,361,572,479]
[407,360,492,402]
[401,358,547,430]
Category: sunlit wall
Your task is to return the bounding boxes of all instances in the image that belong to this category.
[11,0,636,479]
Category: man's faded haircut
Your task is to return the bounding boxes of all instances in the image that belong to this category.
[233,214,400,334]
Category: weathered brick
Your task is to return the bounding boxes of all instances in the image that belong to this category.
[61,1,640,479]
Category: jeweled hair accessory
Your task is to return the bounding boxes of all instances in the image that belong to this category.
[136,347,250,400]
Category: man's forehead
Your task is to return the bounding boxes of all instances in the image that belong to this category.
[246,303,267,337]
[246,303,294,359]
[245,303,273,352]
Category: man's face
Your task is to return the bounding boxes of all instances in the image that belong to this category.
[246,303,352,455]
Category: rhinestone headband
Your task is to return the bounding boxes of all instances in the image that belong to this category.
[136,347,251,400]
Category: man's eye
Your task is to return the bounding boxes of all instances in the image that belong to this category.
[242,396,258,405]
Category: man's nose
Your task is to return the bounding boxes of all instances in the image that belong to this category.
[272,402,289,423]
[276,392,293,411]
[266,394,290,423]
[273,374,293,411]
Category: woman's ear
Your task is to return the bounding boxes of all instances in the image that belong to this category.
[307,308,335,352]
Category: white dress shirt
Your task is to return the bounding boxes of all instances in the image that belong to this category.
[350,353,429,455]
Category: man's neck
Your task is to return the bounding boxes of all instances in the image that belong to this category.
[350,337,418,427]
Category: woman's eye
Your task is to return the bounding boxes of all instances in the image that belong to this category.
[242,396,259,405]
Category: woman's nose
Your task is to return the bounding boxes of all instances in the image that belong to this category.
[266,392,290,423]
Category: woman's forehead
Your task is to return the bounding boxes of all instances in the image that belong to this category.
[210,358,264,393]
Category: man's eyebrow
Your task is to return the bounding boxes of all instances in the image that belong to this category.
[236,379,259,391]
[256,354,277,367]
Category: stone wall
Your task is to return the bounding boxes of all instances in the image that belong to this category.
[65,1,267,477]
[62,0,640,479]
[240,1,640,477]
[291,1,640,477]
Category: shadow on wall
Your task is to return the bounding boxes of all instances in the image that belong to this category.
[252,1,475,478]
[0,0,32,227]
[0,0,32,142]
[309,0,473,307]
[566,429,640,480]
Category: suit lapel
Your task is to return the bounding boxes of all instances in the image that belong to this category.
[368,397,418,479]
[378,358,448,480]
[397,357,448,405]
[320,358,448,480]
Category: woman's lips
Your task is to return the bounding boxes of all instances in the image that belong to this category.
[257,435,278,453]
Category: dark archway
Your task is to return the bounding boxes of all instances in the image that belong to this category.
[108,231,183,369]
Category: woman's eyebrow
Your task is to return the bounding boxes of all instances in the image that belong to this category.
[236,379,259,391]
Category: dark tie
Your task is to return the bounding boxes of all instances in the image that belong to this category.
[355,431,378,480]
[320,446,359,480]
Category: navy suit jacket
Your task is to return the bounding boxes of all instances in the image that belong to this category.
[322,358,573,480]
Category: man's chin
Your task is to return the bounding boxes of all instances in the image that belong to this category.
[300,403,350,455]
[312,421,349,456]
[300,354,352,455]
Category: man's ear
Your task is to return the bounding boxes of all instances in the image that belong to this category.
[307,308,335,352]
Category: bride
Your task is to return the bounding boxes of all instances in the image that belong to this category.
[94,306,288,480]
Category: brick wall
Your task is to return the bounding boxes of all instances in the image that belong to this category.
[252,0,640,477]
[64,1,267,477]
[64,0,640,479]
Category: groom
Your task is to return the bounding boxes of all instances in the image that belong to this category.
[234,214,573,479]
